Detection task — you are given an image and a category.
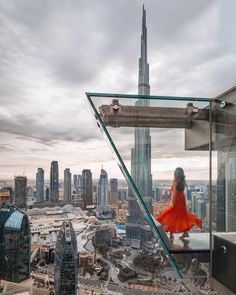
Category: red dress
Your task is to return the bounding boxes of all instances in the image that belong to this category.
[156,180,202,233]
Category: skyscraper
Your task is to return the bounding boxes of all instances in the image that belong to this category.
[110,178,118,206]
[0,203,31,282]
[82,169,93,208]
[126,6,153,243]
[217,152,236,231]
[50,161,59,203]
[36,168,44,203]
[14,176,27,208]
[97,168,109,212]
[64,168,72,203]
[54,220,77,295]
[73,174,78,188]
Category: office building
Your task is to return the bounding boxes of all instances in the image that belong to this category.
[50,161,59,203]
[74,174,83,196]
[36,168,44,203]
[217,152,236,232]
[64,168,72,203]
[126,6,153,244]
[54,220,77,295]
[94,224,112,247]
[14,176,27,208]
[45,187,49,202]
[197,199,206,220]
[109,178,118,206]
[118,188,128,201]
[73,174,78,188]
[0,187,13,205]
[0,203,31,282]
[82,169,93,208]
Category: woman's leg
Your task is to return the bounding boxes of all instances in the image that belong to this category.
[179,231,189,238]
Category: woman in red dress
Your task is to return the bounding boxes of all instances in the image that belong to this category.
[156,167,202,239]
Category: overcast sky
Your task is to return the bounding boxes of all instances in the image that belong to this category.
[0,0,236,181]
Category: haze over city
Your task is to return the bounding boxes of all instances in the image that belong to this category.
[1,0,236,180]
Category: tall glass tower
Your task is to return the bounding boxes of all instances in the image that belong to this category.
[64,168,72,204]
[14,176,27,208]
[217,152,236,232]
[126,6,153,243]
[54,220,78,295]
[82,169,93,208]
[36,168,44,203]
[97,168,109,212]
[0,204,31,282]
[50,161,59,203]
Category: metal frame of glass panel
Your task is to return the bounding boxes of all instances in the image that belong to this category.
[87,92,212,279]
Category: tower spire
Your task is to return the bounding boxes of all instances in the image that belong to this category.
[138,4,150,95]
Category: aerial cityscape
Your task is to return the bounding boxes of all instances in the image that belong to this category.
[1,1,236,295]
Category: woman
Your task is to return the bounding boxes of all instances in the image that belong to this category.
[156,167,202,239]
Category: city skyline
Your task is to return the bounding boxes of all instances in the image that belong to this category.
[1,1,236,180]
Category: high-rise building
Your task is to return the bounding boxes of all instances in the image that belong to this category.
[14,176,27,208]
[118,188,128,201]
[45,187,49,202]
[36,168,44,203]
[82,169,93,208]
[197,199,206,220]
[217,152,236,231]
[50,161,59,203]
[97,168,109,212]
[110,178,118,206]
[73,174,78,188]
[64,168,72,203]
[0,203,31,282]
[54,220,77,295]
[77,175,83,196]
[155,187,161,201]
[0,187,13,205]
[126,6,153,244]
[191,191,203,213]
[74,174,83,196]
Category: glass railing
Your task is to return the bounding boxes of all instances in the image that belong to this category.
[210,93,236,293]
[87,92,213,291]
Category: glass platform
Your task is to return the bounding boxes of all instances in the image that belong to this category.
[87,92,212,279]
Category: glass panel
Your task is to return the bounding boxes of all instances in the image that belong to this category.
[87,92,211,285]
[211,92,236,293]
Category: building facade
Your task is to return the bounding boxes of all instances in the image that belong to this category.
[14,176,27,208]
[126,6,153,244]
[54,220,78,295]
[0,203,31,282]
[50,161,59,203]
[36,168,44,203]
[64,168,72,203]
[82,169,93,208]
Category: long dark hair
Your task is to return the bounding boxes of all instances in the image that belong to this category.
[174,167,186,191]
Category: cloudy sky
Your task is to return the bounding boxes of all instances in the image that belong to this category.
[0,0,236,181]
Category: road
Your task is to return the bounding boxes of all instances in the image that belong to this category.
[96,253,120,286]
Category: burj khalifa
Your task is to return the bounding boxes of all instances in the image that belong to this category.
[126,6,153,244]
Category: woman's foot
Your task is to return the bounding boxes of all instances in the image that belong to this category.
[169,232,174,239]
[179,231,189,239]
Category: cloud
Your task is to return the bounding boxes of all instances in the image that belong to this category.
[0,0,236,179]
